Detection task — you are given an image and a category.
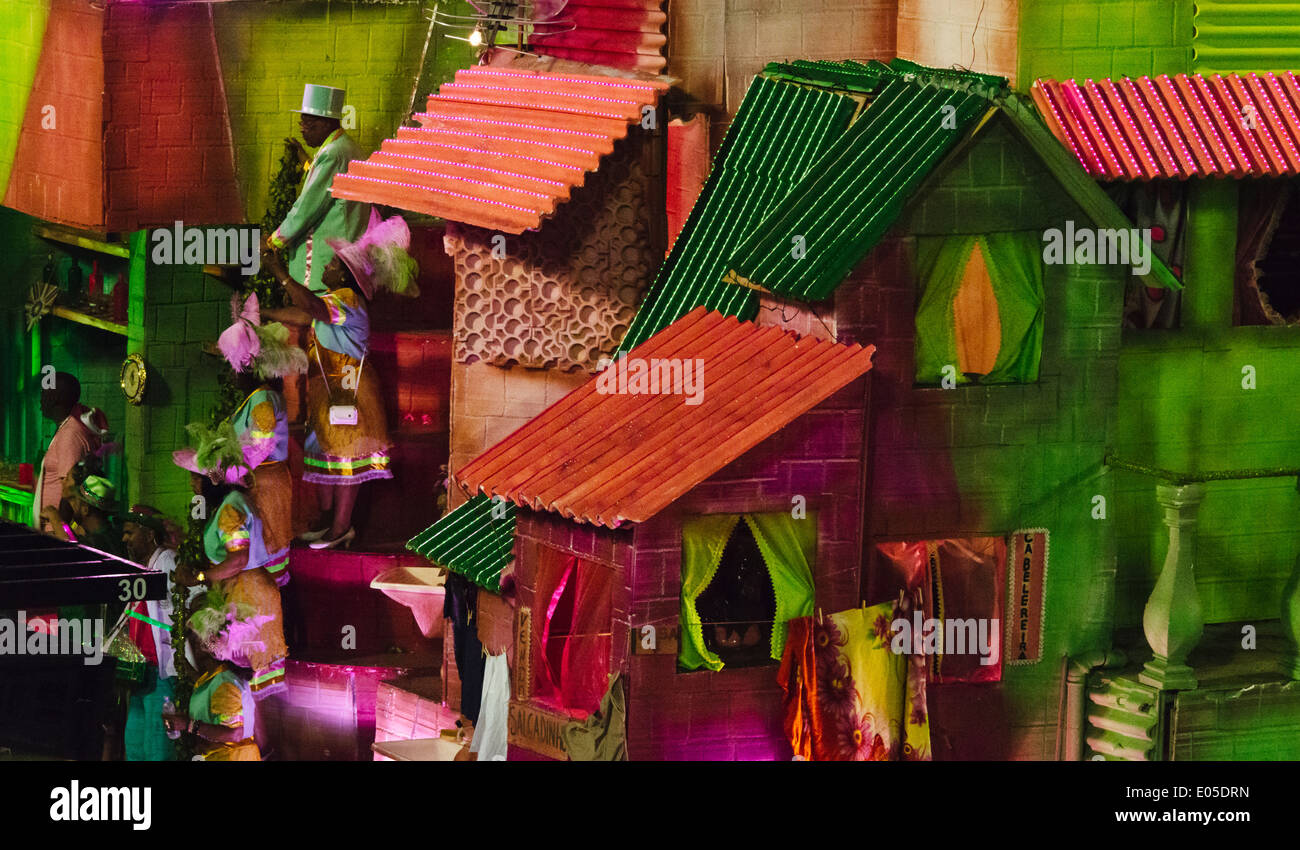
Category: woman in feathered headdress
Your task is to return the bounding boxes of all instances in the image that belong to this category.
[261,209,418,550]
[172,435,289,740]
[162,587,266,761]
[205,292,307,586]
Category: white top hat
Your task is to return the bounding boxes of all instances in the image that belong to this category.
[293,84,346,120]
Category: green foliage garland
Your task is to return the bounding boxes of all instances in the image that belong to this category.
[170,140,303,743]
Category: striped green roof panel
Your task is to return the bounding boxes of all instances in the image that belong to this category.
[617,72,860,352]
[405,493,516,591]
[724,77,993,302]
[762,59,886,92]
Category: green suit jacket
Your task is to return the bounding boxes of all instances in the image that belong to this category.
[271,129,369,292]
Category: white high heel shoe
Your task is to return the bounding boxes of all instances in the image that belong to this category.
[309,527,356,550]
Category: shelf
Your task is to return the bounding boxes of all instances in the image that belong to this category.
[49,305,128,336]
[33,223,129,259]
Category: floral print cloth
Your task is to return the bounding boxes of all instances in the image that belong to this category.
[778,599,931,761]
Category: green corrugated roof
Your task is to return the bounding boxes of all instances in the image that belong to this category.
[618,59,1006,350]
[405,493,515,591]
[723,77,993,301]
[617,70,861,352]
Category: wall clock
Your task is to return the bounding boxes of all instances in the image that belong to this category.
[119,353,147,405]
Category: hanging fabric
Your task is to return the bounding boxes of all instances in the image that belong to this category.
[562,672,627,761]
[778,602,931,761]
[470,652,510,761]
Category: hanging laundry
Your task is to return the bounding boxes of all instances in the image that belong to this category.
[470,653,510,762]
[778,602,931,761]
[562,673,627,761]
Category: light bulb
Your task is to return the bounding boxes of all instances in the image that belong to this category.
[469,28,484,47]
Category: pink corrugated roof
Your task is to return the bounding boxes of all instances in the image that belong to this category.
[455,307,875,528]
[531,0,667,73]
[1032,72,1300,180]
[331,67,667,232]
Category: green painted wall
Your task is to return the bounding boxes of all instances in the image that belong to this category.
[126,243,231,519]
[1113,181,1300,629]
[0,0,50,202]
[213,0,474,223]
[1018,0,1193,84]
[882,117,1130,758]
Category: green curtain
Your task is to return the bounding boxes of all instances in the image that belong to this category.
[678,514,740,672]
[914,235,977,385]
[913,232,1045,385]
[980,231,1044,383]
[745,512,816,661]
[678,512,817,672]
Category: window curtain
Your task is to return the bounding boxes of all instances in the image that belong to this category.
[744,513,816,662]
[915,233,1045,385]
[679,512,816,672]
[1236,180,1293,326]
[678,514,741,672]
[535,551,613,717]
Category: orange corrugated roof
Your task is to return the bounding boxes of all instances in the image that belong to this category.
[331,67,666,232]
[455,307,876,527]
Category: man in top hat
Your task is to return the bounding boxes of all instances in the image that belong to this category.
[264,84,370,293]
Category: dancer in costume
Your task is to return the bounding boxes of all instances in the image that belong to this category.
[214,293,308,585]
[164,591,263,761]
[262,210,419,550]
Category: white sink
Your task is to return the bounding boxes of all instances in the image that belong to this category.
[370,567,447,638]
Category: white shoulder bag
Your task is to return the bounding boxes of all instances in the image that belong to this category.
[315,346,364,427]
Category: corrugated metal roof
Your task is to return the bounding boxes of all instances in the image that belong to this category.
[405,493,516,591]
[1031,73,1300,180]
[530,0,667,74]
[331,67,666,233]
[456,307,875,528]
[724,78,992,301]
[617,71,861,352]
[1193,0,1300,75]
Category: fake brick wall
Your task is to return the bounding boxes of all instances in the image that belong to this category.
[448,362,587,510]
[623,384,868,760]
[3,0,104,229]
[0,0,50,203]
[667,0,896,147]
[838,120,1128,760]
[101,2,243,230]
[127,255,231,516]
[1017,0,1192,85]
[213,0,473,224]
[897,0,1019,85]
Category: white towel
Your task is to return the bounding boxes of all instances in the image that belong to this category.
[469,653,510,761]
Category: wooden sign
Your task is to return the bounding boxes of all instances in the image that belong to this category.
[513,607,532,701]
[507,700,569,760]
[1005,529,1048,665]
[631,622,678,655]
